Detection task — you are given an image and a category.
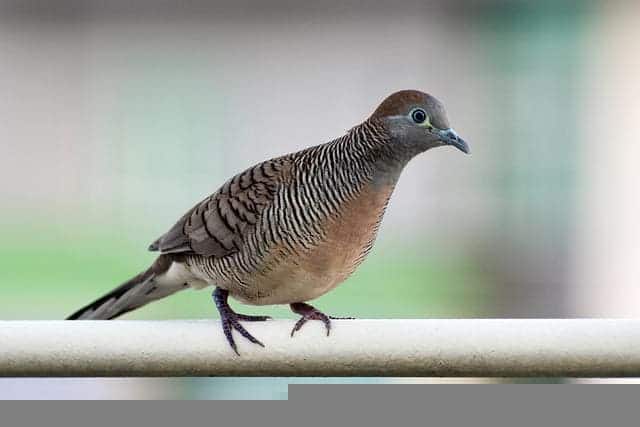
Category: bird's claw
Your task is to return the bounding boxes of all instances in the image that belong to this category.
[213,288,269,355]
[220,308,266,355]
[289,302,352,337]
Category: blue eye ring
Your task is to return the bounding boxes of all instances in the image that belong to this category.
[410,108,427,124]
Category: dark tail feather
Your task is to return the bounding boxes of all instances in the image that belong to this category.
[67,255,178,320]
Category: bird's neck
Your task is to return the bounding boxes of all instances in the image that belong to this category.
[333,120,409,188]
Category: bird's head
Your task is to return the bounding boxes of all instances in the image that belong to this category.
[369,90,470,156]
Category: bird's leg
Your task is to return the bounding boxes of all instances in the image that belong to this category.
[289,302,354,337]
[212,287,270,355]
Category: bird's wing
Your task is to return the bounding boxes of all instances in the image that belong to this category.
[149,157,292,257]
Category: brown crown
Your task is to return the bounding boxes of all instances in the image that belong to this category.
[369,90,432,119]
[369,90,449,129]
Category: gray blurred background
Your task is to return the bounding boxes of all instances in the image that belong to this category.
[1,0,639,397]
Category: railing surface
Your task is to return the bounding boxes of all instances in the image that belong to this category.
[1,319,639,377]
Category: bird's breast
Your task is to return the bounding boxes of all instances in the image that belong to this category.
[303,182,394,281]
[232,181,395,305]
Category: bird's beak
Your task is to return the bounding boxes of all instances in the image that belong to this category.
[438,128,470,154]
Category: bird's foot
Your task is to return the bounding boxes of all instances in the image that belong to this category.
[289,302,352,337]
[219,307,268,355]
[213,288,270,355]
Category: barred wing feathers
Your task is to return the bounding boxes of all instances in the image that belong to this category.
[149,157,292,258]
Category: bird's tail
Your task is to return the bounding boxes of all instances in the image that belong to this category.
[67,255,182,320]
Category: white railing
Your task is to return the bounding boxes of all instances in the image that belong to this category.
[1,319,639,377]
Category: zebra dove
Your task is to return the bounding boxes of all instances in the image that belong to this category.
[68,90,470,354]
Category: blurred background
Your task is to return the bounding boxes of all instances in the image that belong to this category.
[1,0,639,397]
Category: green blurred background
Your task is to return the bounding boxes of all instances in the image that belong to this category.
[2,0,639,397]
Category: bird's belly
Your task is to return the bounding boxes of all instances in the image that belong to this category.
[232,266,341,305]
[231,245,362,305]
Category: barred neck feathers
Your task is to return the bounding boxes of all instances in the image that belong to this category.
[341,119,407,186]
[294,120,395,191]
[287,120,401,224]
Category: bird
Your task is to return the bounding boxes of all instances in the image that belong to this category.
[67,89,470,354]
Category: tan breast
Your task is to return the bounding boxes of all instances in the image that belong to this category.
[303,182,395,283]
[231,182,395,305]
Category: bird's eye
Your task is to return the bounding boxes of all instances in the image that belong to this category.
[410,108,427,124]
